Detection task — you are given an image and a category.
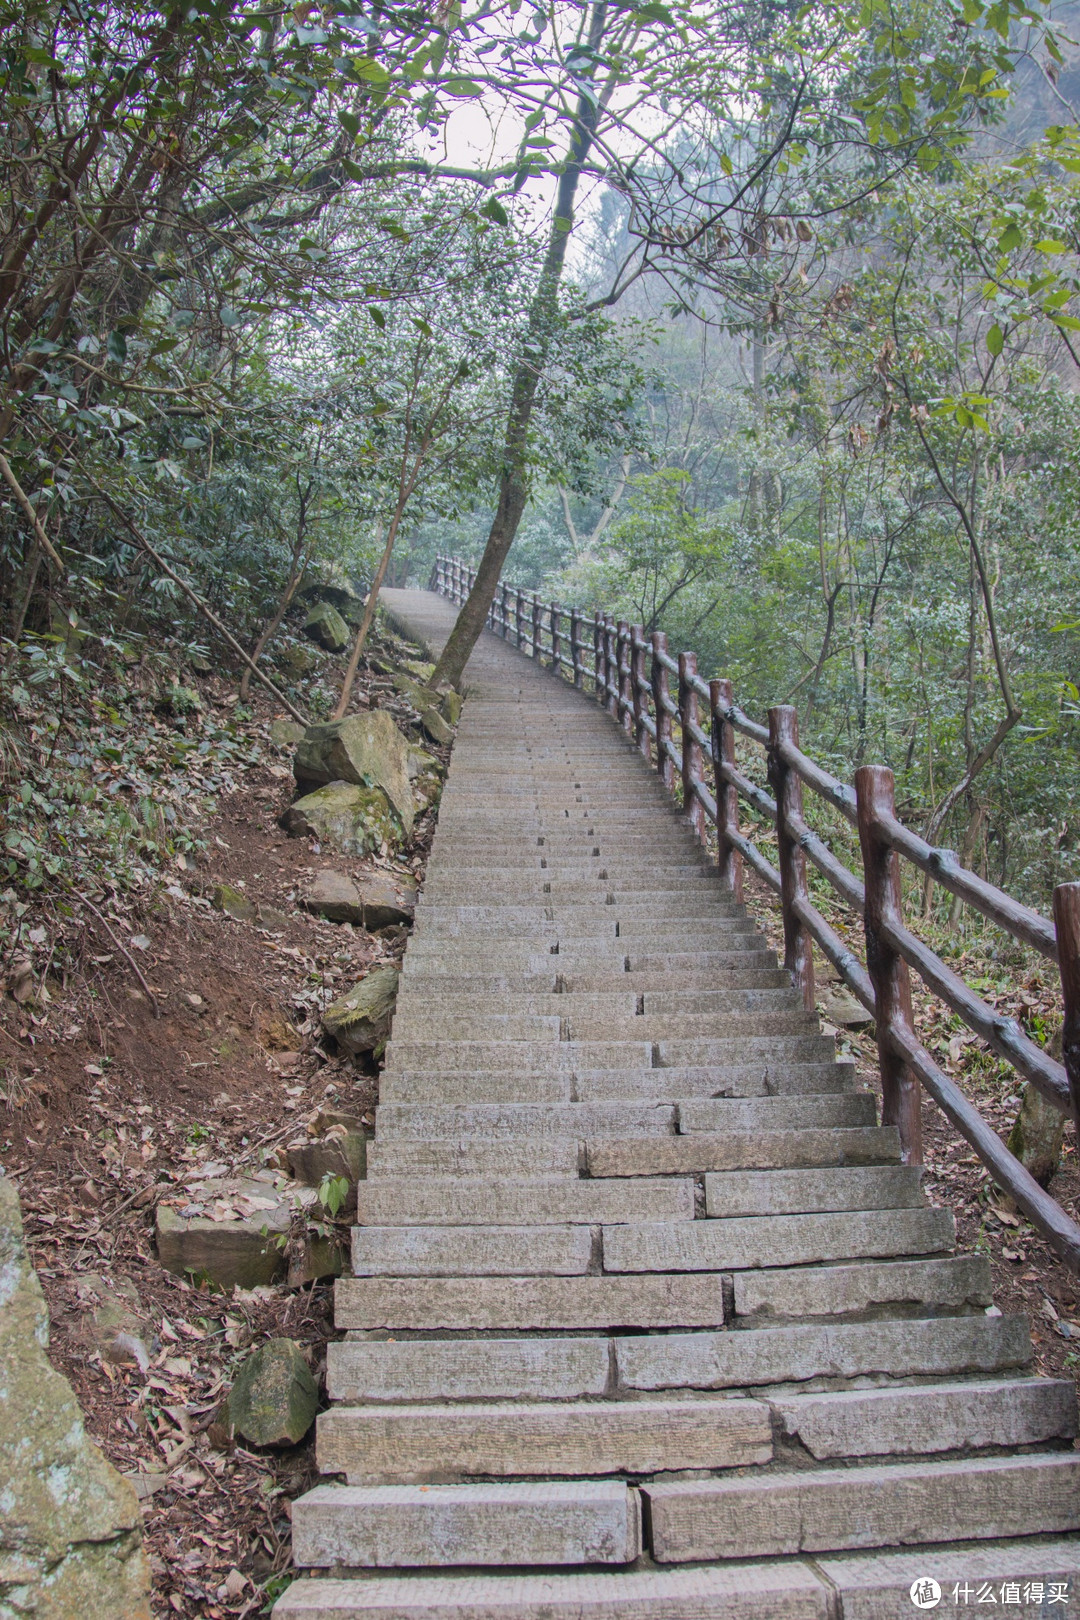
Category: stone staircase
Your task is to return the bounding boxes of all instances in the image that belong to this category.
[276,589,1080,1618]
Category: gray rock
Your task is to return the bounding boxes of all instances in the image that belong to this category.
[281,783,403,857]
[421,705,453,746]
[322,965,399,1055]
[303,602,350,653]
[302,870,365,924]
[225,1338,319,1446]
[155,1176,293,1290]
[293,712,414,835]
[820,988,873,1028]
[287,1128,366,1188]
[72,1274,150,1370]
[269,718,307,747]
[358,873,416,929]
[0,1176,152,1618]
[441,688,463,725]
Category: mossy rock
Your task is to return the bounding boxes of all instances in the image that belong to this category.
[1007,1081,1067,1187]
[280,782,403,856]
[402,658,436,681]
[225,1339,318,1447]
[421,705,453,746]
[440,688,463,725]
[278,644,317,676]
[293,711,414,835]
[212,883,257,922]
[322,964,399,1055]
[269,718,306,747]
[303,602,350,653]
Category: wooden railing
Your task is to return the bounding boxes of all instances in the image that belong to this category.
[431,553,1080,1272]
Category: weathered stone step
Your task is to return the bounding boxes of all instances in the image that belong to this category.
[385,1035,837,1073]
[587,1127,901,1176]
[351,1224,595,1276]
[411,916,760,940]
[326,1337,611,1402]
[772,1376,1077,1458]
[353,1176,694,1226]
[395,989,800,1020]
[815,1539,1080,1618]
[678,1095,877,1130]
[292,1481,640,1569]
[271,1562,840,1618]
[335,1274,726,1332]
[366,1139,582,1179]
[380,1063,853,1106]
[375,1103,676,1140]
[317,1397,772,1482]
[602,1206,954,1272]
[614,1315,1030,1392]
[388,1011,815,1044]
[703,1166,923,1217]
[732,1254,992,1319]
[642,1453,1080,1561]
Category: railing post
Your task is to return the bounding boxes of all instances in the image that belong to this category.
[500,581,510,638]
[855,765,923,1164]
[570,609,583,688]
[631,626,650,758]
[532,595,542,661]
[603,616,617,716]
[617,621,632,732]
[1053,883,1080,1139]
[651,632,674,793]
[594,616,606,704]
[710,679,743,904]
[551,603,563,676]
[678,652,706,843]
[768,706,815,1013]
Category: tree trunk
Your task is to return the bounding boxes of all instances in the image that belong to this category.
[431,3,609,691]
[334,518,389,719]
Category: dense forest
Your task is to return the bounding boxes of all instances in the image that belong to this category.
[2,0,1079,930]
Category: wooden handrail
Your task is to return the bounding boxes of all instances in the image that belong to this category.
[431,555,1080,1270]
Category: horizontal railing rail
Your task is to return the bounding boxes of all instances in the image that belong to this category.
[430,554,1080,1272]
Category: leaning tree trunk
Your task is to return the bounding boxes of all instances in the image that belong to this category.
[431,3,608,691]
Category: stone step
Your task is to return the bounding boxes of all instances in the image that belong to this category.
[400,949,780,975]
[385,1036,837,1073]
[395,970,793,996]
[292,1481,640,1569]
[772,1377,1077,1459]
[353,1176,694,1226]
[375,1103,677,1140]
[395,990,800,1018]
[601,1206,955,1272]
[380,1063,854,1106]
[678,1095,877,1130]
[366,1140,582,1179]
[614,1315,1030,1392]
[586,1127,902,1176]
[703,1166,924,1217]
[815,1539,1080,1619]
[642,1454,1080,1561]
[271,1563,840,1618]
[317,1396,773,1482]
[335,1274,726,1332]
[388,1011,815,1044]
[350,1224,595,1276]
[732,1254,992,1319]
[326,1337,611,1402]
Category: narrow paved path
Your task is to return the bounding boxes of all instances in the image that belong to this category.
[278,590,1080,1618]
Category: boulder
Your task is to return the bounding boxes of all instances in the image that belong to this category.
[155,1175,297,1290]
[322,964,399,1055]
[421,704,453,746]
[293,712,414,835]
[301,870,364,924]
[357,872,416,929]
[212,883,257,922]
[441,688,463,725]
[286,1231,347,1288]
[72,1274,151,1372]
[225,1339,318,1447]
[302,602,350,653]
[281,782,402,857]
[406,745,442,782]
[287,1127,366,1189]
[0,1176,152,1618]
[402,658,436,681]
[820,987,873,1029]
[278,644,316,676]
[269,718,306,748]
